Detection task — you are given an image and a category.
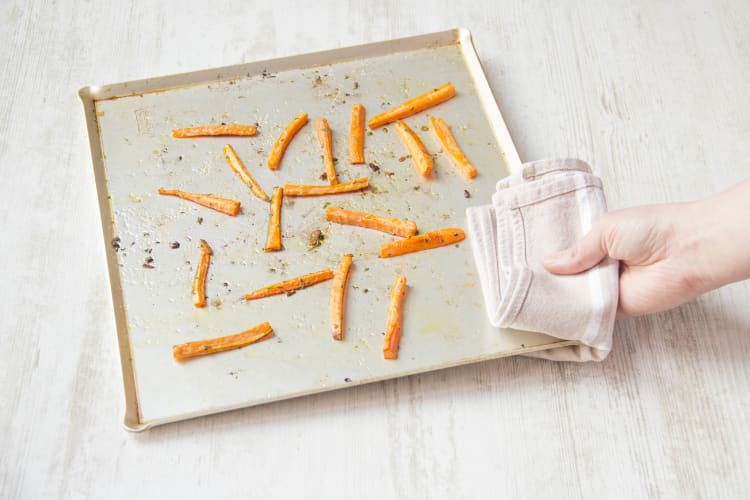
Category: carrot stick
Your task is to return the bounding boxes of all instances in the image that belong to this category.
[379,228,465,258]
[172,124,257,138]
[325,206,417,238]
[393,120,433,177]
[267,112,308,170]
[368,83,456,129]
[172,322,273,361]
[348,104,365,164]
[283,177,369,197]
[264,187,283,252]
[329,254,353,341]
[192,240,212,308]
[157,188,241,216]
[314,118,338,185]
[223,144,269,201]
[383,275,407,359]
[429,117,477,179]
[244,269,334,301]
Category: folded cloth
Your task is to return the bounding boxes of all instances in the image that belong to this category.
[466,159,619,361]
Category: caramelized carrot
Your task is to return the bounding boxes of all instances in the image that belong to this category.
[223,144,269,201]
[383,275,407,359]
[393,120,433,177]
[172,124,257,138]
[329,254,353,341]
[348,104,365,164]
[325,206,417,238]
[314,118,338,185]
[244,269,334,300]
[379,228,465,258]
[264,187,283,252]
[172,322,273,361]
[429,117,477,179]
[283,177,369,197]
[157,188,241,216]
[192,240,212,308]
[267,113,308,170]
[368,83,456,129]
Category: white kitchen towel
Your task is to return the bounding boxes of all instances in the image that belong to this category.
[466,159,619,361]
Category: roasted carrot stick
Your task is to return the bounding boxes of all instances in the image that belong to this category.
[393,120,433,177]
[329,254,353,341]
[267,112,308,170]
[264,187,283,252]
[379,228,465,258]
[172,124,257,138]
[429,117,477,179]
[157,188,241,216]
[383,275,407,359]
[191,239,213,308]
[244,269,334,301]
[314,118,338,185]
[368,83,456,129]
[348,104,365,164]
[223,144,269,201]
[283,177,369,197]
[172,322,273,361]
[325,206,417,238]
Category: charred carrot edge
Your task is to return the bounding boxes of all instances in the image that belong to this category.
[267,113,308,170]
[348,104,365,164]
[393,120,433,177]
[283,177,369,197]
[244,269,334,301]
[157,188,241,216]
[329,254,353,341]
[223,144,269,201]
[191,240,213,308]
[264,187,283,252]
[368,83,456,129]
[429,117,477,179]
[379,228,465,258]
[383,275,407,359]
[172,124,258,138]
[314,118,338,185]
[325,206,417,238]
[172,322,273,361]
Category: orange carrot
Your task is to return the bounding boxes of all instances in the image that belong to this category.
[379,228,465,258]
[393,120,433,177]
[244,269,334,301]
[368,83,456,129]
[429,117,477,179]
[383,275,407,359]
[172,124,257,138]
[267,112,308,170]
[172,322,273,361]
[157,188,241,216]
[325,206,417,238]
[314,118,338,185]
[348,104,365,164]
[264,187,283,252]
[329,254,353,341]
[223,144,269,201]
[283,177,369,197]
[192,239,212,308]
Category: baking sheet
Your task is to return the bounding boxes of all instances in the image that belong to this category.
[80,28,572,431]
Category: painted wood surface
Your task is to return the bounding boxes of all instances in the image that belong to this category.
[1,0,748,498]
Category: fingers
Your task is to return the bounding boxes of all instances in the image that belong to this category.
[543,221,609,275]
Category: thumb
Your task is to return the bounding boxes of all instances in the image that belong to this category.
[543,222,609,275]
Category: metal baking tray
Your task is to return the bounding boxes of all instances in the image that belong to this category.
[80,28,571,431]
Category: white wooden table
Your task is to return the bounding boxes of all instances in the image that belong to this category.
[2,1,748,498]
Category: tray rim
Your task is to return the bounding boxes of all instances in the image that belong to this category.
[79,27,569,432]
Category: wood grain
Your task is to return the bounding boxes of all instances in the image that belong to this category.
[1,0,749,498]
